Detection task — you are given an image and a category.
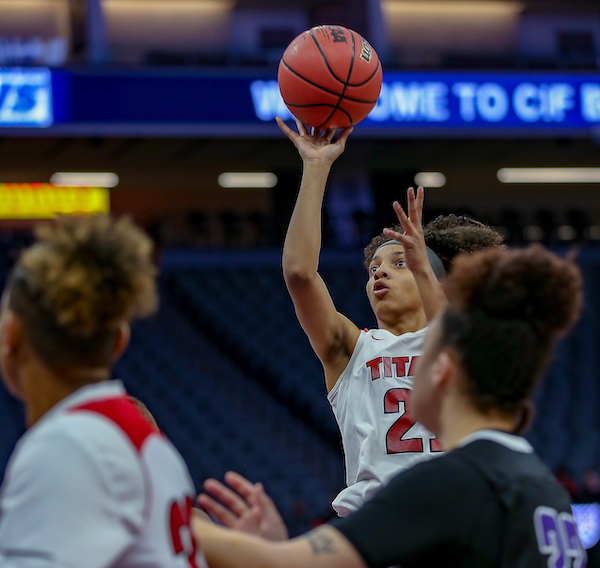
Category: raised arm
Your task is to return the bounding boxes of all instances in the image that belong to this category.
[278,117,360,392]
[384,187,448,321]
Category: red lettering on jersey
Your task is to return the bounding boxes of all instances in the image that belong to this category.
[383,357,392,378]
[392,356,409,377]
[407,355,421,377]
[68,396,158,452]
[366,357,382,380]
[430,438,443,452]
[170,496,201,568]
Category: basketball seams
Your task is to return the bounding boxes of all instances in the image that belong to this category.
[347,60,381,88]
[281,59,379,104]
[281,59,343,97]
[315,28,356,128]
[307,29,346,85]
[286,103,353,124]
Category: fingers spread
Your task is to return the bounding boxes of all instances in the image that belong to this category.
[336,126,353,146]
[197,493,238,527]
[295,118,309,136]
[407,187,418,221]
[276,117,297,139]
[415,186,425,224]
[203,478,248,517]
[393,200,410,231]
[383,227,406,242]
[224,471,259,500]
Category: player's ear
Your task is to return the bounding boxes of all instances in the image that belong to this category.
[0,310,25,399]
[112,322,130,363]
[431,350,454,390]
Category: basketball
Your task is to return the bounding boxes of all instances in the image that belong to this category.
[278,25,382,130]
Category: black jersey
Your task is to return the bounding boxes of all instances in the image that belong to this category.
[331,430,586,568]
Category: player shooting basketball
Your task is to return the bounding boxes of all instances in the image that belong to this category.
[249,117,502,517]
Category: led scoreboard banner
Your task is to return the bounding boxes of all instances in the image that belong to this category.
[252,73,600,131]
[0,184,109,219]
[1,67,600,137]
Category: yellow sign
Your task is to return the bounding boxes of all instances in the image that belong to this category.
[0,184,110,219]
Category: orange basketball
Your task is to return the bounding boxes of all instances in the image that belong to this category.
[277,25,382,130]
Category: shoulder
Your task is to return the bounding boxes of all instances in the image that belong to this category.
[0,408,153,565]
[1,409,149,536]
[8,408,146,502]
[67,395,158,452]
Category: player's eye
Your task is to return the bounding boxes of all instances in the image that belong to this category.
[369,265,378,274]
[396,259,406,267]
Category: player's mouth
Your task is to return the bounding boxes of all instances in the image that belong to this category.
[373,281,389,297]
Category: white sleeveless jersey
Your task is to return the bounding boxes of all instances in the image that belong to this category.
[328,327,442,517]
[0,381,207,568]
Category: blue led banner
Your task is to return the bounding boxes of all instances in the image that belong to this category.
[0,68,53,127]
[251,71,600,132]
[3,68,600,136]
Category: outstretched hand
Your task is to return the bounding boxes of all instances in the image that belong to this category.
[383,186,430,276]
[276,116,352,165]
[198,471,289,541]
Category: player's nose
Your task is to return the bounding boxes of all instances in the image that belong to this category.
[374,266,389,279]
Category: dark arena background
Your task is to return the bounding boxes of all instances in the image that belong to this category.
[1,0,600,561]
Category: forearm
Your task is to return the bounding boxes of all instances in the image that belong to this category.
[282,160,332,278]
[194,520,366,568]
[412,266,449,322]
[194,519,278,568]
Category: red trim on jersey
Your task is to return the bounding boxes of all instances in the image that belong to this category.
[68,396,158,452]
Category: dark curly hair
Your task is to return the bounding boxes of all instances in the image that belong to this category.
[438,245,582,429]
[363,214,504,270]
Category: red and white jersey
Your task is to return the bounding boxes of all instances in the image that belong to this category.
[0,380,207,568]
[328,327,441,517]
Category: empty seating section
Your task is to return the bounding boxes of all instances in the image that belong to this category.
[167,266,342,442]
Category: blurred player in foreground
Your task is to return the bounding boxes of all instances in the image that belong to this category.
[195,244,586,568]
[277,117,503,516]
[0,216,206,568]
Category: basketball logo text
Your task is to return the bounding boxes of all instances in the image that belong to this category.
[360,40,373,62]
[328,26,347,43]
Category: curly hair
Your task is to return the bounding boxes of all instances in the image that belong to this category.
[439,245,582,422]
[7,215,158,369]
[363,214,504,270]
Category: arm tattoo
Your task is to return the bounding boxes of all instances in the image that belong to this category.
[305,528,337,556]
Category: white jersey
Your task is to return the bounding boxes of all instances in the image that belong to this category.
[328,327,441,517]
[0,380,207,568]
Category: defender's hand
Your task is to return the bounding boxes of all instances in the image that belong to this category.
[198,471,289,541]
[276,117,352,165]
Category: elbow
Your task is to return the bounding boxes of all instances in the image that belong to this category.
[283,269,315,291]
[282,259,316,286]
